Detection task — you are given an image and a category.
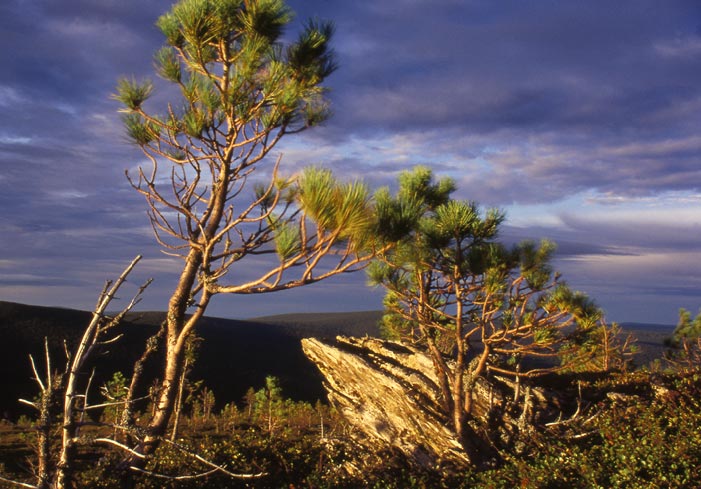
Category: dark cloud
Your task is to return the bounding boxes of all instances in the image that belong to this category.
[293,1,701,203]
[1,0,700,323]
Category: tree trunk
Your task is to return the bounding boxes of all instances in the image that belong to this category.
[36,383,54,489]
[464,346,490,416]
[120,322,165,444]
[451,367,466,444]
[170,356,189,441]
[452,293,466,444]
[141,336,186,456]
[138,249,203,457]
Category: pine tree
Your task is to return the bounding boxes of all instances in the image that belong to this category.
[666,308,701,368]
[114,0,383,460]
[368,166,601,455]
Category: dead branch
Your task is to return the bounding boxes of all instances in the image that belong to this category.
[128,466,221,480]
[96,433,268,481]
[55,255,150,489]
[94,438,147,459]
[0,474,38,488]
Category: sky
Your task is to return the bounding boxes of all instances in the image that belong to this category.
[1,1,700,324]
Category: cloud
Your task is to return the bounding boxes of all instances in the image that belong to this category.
[0,274,83,287]
[294,1,701,206]
[284,123,700,208]
[654,36,701,58]
[2,0,700,324]
[0,134,32,145]
[586,192,701,207]
[0,85,23,106]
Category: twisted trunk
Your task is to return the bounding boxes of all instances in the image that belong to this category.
[139,251,202,457]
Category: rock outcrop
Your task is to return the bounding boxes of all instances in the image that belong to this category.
[302,336,469,467]
[302,336,564,469]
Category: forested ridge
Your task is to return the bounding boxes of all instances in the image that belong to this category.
[0,301,383,420]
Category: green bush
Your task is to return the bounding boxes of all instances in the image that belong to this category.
[473,372,701,488]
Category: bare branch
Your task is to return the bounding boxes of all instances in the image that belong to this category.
[156,437,268,480]
[28,354,46,393]
[128,466,221,481]
[83,394,152,411]
[0,474,38,488]
[94,438,147,459]
[18,398,38,410]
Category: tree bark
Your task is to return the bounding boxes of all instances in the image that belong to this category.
[36,379,55,489]
[138,249,206,458]
[120,322,165,445]
[170,356,189,441]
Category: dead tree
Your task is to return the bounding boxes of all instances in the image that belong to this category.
[56,256,150,488]
[1,256,264,488]
[3,256,149,489]
[14,338,63,489]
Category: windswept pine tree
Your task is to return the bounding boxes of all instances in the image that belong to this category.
[114,0,386,461]
[368,166,603,458]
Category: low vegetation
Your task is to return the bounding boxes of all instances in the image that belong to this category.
[2,365,699,488]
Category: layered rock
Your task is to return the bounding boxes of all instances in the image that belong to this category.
[302,336,468,467]
[302,336,565,468]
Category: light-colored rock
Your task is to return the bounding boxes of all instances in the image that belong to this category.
[302,336,567,469]
[302,336,470,466]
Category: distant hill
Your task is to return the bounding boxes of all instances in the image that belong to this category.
[0,301,382,419]
[249,310,383,338]
[0,301,676,420]
[619,322,675,332]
